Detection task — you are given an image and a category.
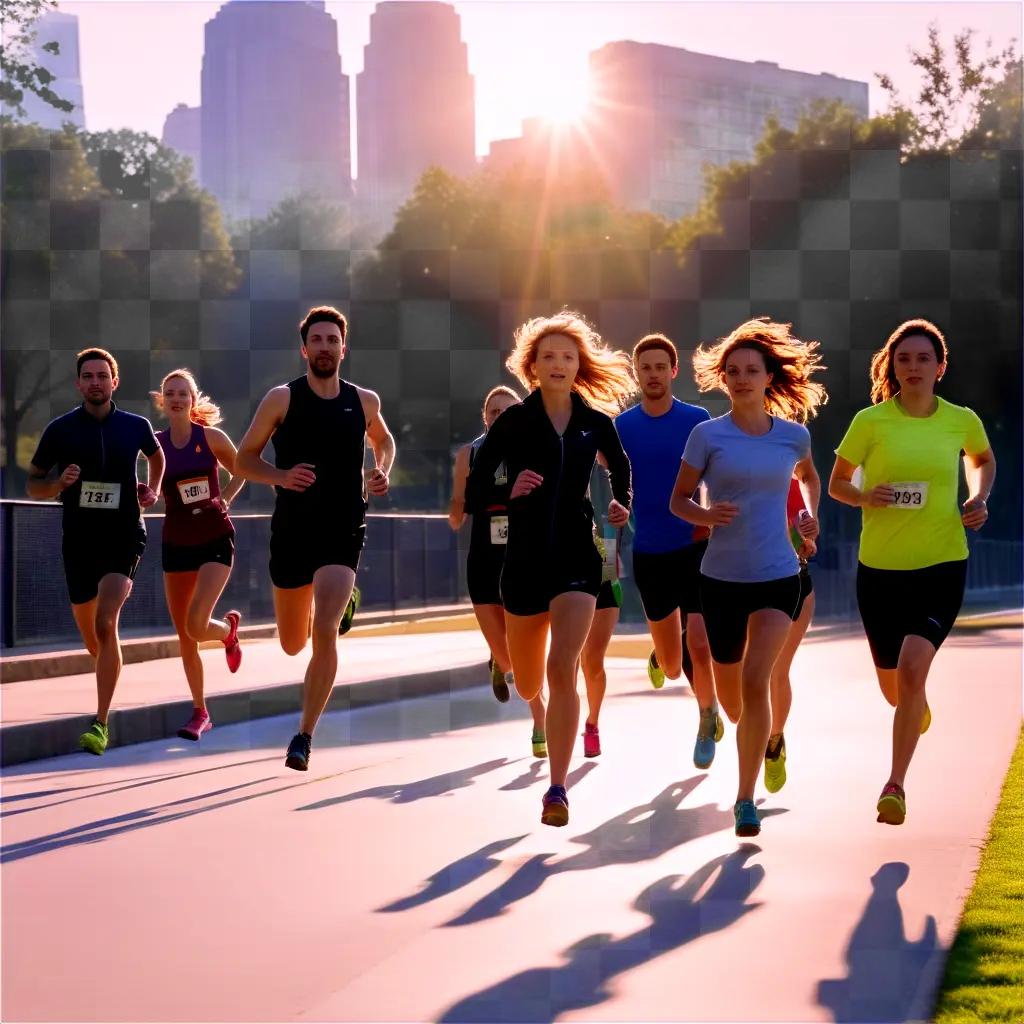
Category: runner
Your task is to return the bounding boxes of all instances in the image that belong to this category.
[671,318,826,837]
[763,477,819,793]
[153,369,246,741]
[235,306,396,771]
[615,334,723,769]
[829,318,995,825]
[465,311,633,826]
[27,348,164,755]
[449,385,548,757]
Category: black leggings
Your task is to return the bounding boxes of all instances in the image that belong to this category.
[699,574,802,665]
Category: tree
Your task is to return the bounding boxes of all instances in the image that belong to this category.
[877,24,1020,153]
[0,0,74,119]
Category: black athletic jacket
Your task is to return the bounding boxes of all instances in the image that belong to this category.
[465,389,631,562]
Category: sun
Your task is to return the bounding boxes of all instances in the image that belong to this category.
[542,75,591,127]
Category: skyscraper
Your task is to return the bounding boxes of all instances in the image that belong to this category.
[200,0,352,221]
[589,42,869,218]
[15,9,85,130]
[161,103,201,180]
[356,2,475,233]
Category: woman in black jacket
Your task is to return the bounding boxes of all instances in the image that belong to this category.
[466,311,634,827]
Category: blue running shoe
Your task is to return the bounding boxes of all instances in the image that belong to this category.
[285,732,312,772]
[693,706,722,769]
[733,799,760,837]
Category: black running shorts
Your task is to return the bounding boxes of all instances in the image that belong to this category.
[270,522,366,589]
[632,541,707,622]
[163,534,235,574]
[699,573,802,665]
[62,524,147,605]
[596,578,623,611]
[467,538,505,606]
[501,547,602,617]
[856,559,967,670]
[793,564,814,620]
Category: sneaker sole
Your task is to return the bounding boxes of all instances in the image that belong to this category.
[735,822,761,838]
[532,746,548,759]
[764,762,786,794]
[178,723,213,742]
[584,748,601,758]
[876,796,906,825]
[491,681,510,703]
[541,804,569,827]
[694,753,715,770]
[285,755,309,771]
[79,739,106,756]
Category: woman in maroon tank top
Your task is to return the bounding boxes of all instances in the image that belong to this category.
[153,369,246,741]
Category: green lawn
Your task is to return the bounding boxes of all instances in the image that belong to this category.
[933,727,1024,1023]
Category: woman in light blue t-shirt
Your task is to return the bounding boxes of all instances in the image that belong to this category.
[670,318,827,838]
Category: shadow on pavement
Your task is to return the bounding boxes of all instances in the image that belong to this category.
[439,847,765,1022]
[817,861,939,1023]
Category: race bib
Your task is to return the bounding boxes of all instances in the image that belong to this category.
[494,462,508,487]
[601,536,618,583]
[177,476,211,505]
[490,515,509,545]
[891,482,929,509]
[79,481,121,509]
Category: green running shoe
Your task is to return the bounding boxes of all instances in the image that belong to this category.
[338,585,361,636]
[531,728,547,758]
[647,650,665,689]
[764,734,787,793]
[79,720,109,756]
[876,783,906,825]
[489,658,510,703]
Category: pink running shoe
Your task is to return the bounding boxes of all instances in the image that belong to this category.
[178,708,212,741]
[223,610,242,673]
[583,722,601,758]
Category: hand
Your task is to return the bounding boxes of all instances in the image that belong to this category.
[862,484,895,508]
[607,499,629,527]
[796,513,819,541]
[59,464,81,490]
[137,483,158,509]
[366,467,389,497]
[798,538,818,559]
[283,463,316,492]
[511,470,543,499]
[705,501,739,527]
[961,495,988,531]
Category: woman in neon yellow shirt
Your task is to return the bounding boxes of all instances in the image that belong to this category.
[829,319,996,827]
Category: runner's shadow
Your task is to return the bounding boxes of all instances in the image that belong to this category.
[295,758,512,811]
[439,847,765,1022]
[817,862,938,1022]
[444,777,778,927]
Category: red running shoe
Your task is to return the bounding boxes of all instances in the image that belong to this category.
[223,610,242,673]
[583,722,601,758]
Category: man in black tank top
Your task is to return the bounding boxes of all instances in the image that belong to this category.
[236,306,396,771]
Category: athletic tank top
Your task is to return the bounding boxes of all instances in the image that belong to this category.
[158,423,232,546]
[468,433,511,551]
[272,376,368,530]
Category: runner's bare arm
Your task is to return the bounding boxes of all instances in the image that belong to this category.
[829,455,893,508]
[962,447,995,530]
[449,445,470,530]
[235,387,314,490]
[206,427,247,506]
[670,461,737,526]
[360,388,396,496]
[27,462,74,500]
[140,447,165,505]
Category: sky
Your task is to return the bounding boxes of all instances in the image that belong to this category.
[59,0,1021,175]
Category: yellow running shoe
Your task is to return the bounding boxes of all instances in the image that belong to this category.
[876,783,906,825]
[79,720,109,756]
[531,729,547,759]
[647,650,665,689]
[920,702,931,735]
[764,734,787,793]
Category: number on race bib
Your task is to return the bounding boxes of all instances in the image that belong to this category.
[177,476,211,505]
[490,515,509,545]
[79,481,121,509]
[890,482,929,509]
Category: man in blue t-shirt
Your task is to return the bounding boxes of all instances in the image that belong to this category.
[616,334,723,770]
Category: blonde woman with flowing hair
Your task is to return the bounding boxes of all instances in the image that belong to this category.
[670,318,826,837]
[153,369,246,741]
[466,311,634,826]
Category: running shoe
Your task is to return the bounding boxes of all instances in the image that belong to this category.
[647,650,666,689]
[541,785,569,827]
[920,702,931,735]
[531,728,547,759]
[733,799,761,837]
[764,733,787,793]
[79,720,109,756]
[489,657,510,703]
[681,628,694,686]
[693,706,723,770]
[178,707,213,741]
[338,586,361,637]
[876,783,906,825]
[285,732,312,772]
[583,722,601,758]
[223,609,242,673]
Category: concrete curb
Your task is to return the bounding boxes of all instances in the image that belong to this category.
[0,660,488,768]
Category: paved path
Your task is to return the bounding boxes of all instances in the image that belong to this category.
[2,628,1019,1023]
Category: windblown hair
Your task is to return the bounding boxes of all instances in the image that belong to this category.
[870,319,948,405]
[506,310,636,416]
[692,318,828,423]
[481,385,521,423]
[151,368,223,427]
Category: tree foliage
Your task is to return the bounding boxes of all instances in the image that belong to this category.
[0,0,75,119]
